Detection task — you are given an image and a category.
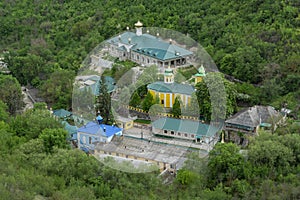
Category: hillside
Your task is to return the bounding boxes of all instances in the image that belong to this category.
[0,1,299,199]
[0,0,299,110]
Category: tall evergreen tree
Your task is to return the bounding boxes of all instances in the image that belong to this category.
[141,92,154,112]
[129,91,141,108]
[95,77,112,124]
[172,96,182,118]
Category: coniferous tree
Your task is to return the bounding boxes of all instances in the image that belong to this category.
[95,77,112,124]
[141,92,154,112]
[172,96,182,118]
[129,91,141,108]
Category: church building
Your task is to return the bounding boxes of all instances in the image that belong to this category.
[147,67,194,108]
[106,21,193,68]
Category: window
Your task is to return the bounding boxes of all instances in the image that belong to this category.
[82,136,86,144]
[164,130,167,134]
[161,100,164,104]
[184,134,188,137]
[89,137,92,144]
[171,131,174,135]
[191,134,195,138]
[178,133,181,136]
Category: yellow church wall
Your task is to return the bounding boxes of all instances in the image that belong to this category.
[195,76,203,84]
[166,93,170,107]
[159,93,164,105]
[149,89,156,97]
[148,89,192,108]
[172,94,175,106]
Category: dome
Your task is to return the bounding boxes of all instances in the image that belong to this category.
[164,66,173,74]
[198,64,205,75]
[134,20,143,27]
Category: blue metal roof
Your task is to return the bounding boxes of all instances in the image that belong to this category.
[78,121,122,138]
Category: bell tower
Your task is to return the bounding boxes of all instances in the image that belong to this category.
[135,20,143,36]
[164,67,174,84]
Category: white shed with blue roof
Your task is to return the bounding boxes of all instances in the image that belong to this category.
[77,119,122,152]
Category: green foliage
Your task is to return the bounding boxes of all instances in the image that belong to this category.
[129,91,141,108]
[0,0,299,198]
[0,100,9,122]
[235,82,261,105]
[0,75,23,115]
[39,128,68,153]
[40,69,75,110]
[196,72,237,121]
[176,169,198,185]
[177,66,198,80]
[141,91,154,112]
[33,102,47,110]
[171,96,182,117]
[248,132,299,178]
[95,79,113,124]
[208,143,245,187]
[11,109,63,140]
[0,121,21,154]
[184,92,200,117]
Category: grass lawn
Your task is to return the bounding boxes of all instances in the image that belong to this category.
[134,119,151,124]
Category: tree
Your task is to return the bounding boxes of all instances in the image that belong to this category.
[33,102,47,111]
[95,78,113,124]
[195,72,237,122]
[172,96,182,117]
[0,100,9,122]
[141,92,154,112]
[129,91,141,108]
[248,139,294,178]
[184,92,200,117]
[42,148,101,184]
[207,143,245,187]
[39,128,68,153]
[0,75,23,115]
[40,69,75,109]
[12,109,63,140]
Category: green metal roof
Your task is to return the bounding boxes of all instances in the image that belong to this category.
[108,32,193,61]
[53,109,72,118]
[260,123,272,128]
[62,121,77,135]
[194,65,206,77]
[152,118,218,137]
[147,81,194,95]
[194,73,205,77]
[79,76,116,96]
